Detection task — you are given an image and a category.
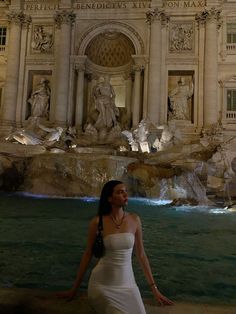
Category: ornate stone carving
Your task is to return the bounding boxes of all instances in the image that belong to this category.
[7,11,32,26]
[169,22,194,52]
[77,21,144,55]
[54,10,76,29]
[132,64,143,72]
[195,7,221,26]
[31,25,53,53]
[75,63,86,72]
[85,31,135,67]
[146,8,169,26]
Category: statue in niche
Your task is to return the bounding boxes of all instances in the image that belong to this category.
[31,25,53,53]
[28,78,51,119]
[93,76,119,130]
[168,77,194,121]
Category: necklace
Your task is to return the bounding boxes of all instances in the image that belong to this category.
[110,211,126,229]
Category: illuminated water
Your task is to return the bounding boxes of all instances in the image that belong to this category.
[0,193,236,304]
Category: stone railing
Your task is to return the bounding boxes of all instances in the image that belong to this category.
[226,43,236,53]
[0,45,5,52]
[226,110,236,120]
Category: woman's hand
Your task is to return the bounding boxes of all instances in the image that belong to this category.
[56,288,77,301]
[151,286,174,306]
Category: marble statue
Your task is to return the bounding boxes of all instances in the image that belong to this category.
[133,119,149,143]
[93,76,119,130]
[38,124,63,143]
[122,130,139,151]
[169,77,194,121]
[28,78,51,119]
[5,129,42,145]
[152,122,182,151]
[122,119,150,152]
[5,123,64,146]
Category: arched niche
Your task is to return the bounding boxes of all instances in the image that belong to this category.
[77,21,144,56]
[74,22,145,129]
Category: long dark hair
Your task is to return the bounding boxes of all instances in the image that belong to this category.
[98,180,123,216]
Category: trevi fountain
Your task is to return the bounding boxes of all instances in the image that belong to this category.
[0,0,236,313]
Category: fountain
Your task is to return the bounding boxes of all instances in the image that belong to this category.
[0,73,236,206]
[1,112,236,206]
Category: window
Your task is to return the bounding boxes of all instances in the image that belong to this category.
[227,89,236,111]
[227,23,236,43]
[0,26,6,52]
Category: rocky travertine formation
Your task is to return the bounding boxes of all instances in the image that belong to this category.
[1,122,236,204]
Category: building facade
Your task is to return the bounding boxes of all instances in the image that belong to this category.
[0,0,236,136]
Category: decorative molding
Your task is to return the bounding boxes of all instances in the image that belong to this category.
[85,31,135,67]
[77,21,145,55]
[132,64,143,72]
[71,55,87,71]
[25,56,55,65]
[195,7,222,27]
[146,8,169,26]
[7,11,32,26]
[54,10,76,29]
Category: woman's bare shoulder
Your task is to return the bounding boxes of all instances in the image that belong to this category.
[127,212,141,222]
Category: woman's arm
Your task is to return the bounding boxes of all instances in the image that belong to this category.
[134,215,173,306]
[57,217,98,299]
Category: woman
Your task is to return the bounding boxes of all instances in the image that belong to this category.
[57,180,173,313]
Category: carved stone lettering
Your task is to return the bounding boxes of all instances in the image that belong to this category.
[73,1,151,10]
[165,0,205,8]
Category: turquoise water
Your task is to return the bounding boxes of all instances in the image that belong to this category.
[0,193,236,305]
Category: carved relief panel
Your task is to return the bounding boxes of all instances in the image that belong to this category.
[169,22,194,53]
[31,24,54,54]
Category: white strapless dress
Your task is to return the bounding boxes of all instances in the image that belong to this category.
[88,233,146,314]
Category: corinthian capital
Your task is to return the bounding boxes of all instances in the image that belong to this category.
[75,63,86,72]
[146,8,169,26]
[195,7,221,25]
[7,11,32,26]
[54,10,76,29]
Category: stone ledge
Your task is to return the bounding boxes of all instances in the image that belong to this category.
[0,288,236,314]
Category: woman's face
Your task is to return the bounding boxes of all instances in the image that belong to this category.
[109,183,128,207]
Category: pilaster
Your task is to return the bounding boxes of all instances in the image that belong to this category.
[74,56,87,128]
[131,56,145,127]
[146,8,169,125]
[53,10,76,126]
[0,11,31,130]
[196,7,221,127]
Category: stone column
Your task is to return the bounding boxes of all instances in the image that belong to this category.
[131,63,143,127]
[75,56,87,129]
[54,10,75,126]
[142,56,149,119]
[0,11,31,129]
[146,8,169,125]
[196,7,221,127]
[125,73,132,122]
[195,17,205,128]
[160,17,169,125]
